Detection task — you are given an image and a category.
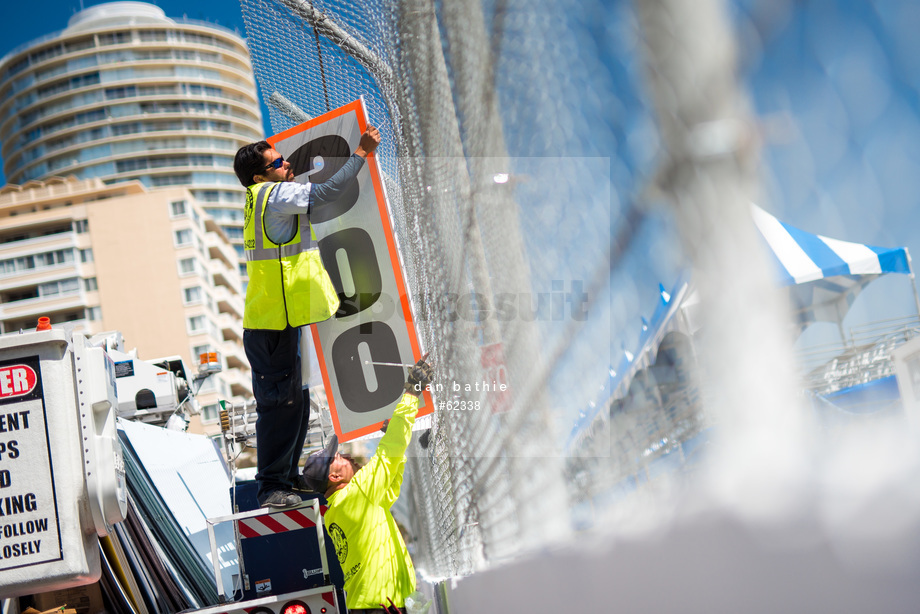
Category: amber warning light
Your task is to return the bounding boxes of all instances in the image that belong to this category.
[198,351,221,375]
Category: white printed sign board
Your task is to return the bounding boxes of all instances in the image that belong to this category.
[268,100,432,441]
[0,356,62,571]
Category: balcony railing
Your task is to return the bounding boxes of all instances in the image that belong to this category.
[0,229,75,254]
[216,311,243,342]
[220,367,252,399]
[204,231,238,270]
[222,339,249,370]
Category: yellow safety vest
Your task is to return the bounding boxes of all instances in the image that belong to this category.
[324,394,419,609]
[243,182,340,330]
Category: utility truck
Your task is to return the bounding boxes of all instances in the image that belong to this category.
[0,323,345,614]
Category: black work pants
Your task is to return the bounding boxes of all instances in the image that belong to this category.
[243,326,310,504]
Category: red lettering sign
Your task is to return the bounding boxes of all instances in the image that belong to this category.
[481,343,511,413]
[0,365,37,399]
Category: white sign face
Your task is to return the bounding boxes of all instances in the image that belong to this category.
[0,356,62,571]
[269,100,432,441]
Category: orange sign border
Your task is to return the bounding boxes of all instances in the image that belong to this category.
[268,99,433,441]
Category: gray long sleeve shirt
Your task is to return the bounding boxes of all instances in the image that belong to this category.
[263,153,366,244]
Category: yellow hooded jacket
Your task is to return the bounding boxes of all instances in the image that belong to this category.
[324,393,419,609]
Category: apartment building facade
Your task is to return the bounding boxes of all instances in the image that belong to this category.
[0,175,250,433]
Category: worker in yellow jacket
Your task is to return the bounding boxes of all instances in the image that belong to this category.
[302,356,434,613]
[233,126,380,508]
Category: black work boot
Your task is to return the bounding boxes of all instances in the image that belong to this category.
[260,490,301,508]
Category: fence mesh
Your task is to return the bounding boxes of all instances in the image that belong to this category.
[240,0,629,578]
[239,0,920,589]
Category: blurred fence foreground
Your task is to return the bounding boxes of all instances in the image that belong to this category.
[240,0,920,611]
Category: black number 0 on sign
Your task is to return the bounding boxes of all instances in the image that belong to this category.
[268,99,431,441]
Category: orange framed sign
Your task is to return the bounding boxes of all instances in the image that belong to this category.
[268,100,432,441]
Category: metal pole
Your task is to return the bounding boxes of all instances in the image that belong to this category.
[906,249,920,321]
[636,0,807,514]
[269,91,312,124]
[364,360,415,368]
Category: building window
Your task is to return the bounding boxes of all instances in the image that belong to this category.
[83,277,98,291]
[170,200,188,217]
[80,249,93,263]
[73,219,89,233]
[174,228,193,246]
[86,306,102,321]
[39,278,80,297]
[178,257,196,275]
[201,403,220,424]
[183,286,203,304]
[138,30,168,42]
[152,174,192,187]
[105,85,137,100]
[188,315,206,333]
[98,31,132,46]
[36,249,73,267]
[223,226,244,240]
[0,249,74,277]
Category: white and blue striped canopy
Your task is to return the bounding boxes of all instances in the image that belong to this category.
[751,205,911,325]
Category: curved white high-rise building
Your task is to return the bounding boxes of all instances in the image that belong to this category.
[0,1,263,257]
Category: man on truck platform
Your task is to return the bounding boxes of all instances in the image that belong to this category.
[232,126,381,509]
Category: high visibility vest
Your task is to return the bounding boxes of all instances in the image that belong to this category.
[243,182,340,330]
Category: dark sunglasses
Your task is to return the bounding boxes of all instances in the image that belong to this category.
[263,156,285,171]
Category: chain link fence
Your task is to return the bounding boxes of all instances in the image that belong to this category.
[239,0,920,596]
[240,0,631,579]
